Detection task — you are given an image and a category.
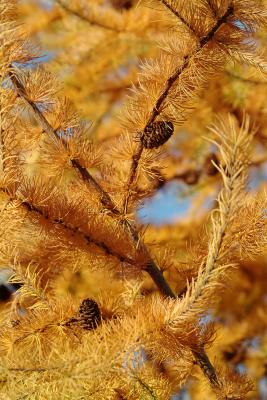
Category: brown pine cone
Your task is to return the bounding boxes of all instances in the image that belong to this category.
[141,121,174,149]
[78,298,101,330]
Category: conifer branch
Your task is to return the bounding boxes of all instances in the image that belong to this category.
[9,70,176,299]
[1,1,267,398]
[123,3,234,216]
[145,261,175,299]
[0,188,135,267]
[151,151,266,191]
[132,373,158,399]
[7,367,59,373]
[22,200,135,266]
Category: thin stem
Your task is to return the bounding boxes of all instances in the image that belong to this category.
[22,200,135,265]
[8,367,59,373]
[70,158,118,211]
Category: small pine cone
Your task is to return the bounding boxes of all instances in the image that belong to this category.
[78,298,101,330]
[141,121,174,149]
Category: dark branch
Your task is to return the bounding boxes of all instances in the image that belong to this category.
[192,348,220,388]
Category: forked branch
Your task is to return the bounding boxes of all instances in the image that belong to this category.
[9,70,176,299]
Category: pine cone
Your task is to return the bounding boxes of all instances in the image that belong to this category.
[141,121,174,149]
[78,298,101,330]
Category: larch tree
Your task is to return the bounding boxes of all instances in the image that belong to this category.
[0,0,267,399]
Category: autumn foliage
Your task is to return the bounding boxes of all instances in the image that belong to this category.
[0,0,267,398]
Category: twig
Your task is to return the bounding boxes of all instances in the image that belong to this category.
[132,372,158,399]
[152,149,267,190]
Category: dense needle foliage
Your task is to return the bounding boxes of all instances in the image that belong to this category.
[0,0,267,398]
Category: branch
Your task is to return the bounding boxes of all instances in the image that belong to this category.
[150,150,267,191]
[8,7,236,389]
[9,70,176,299]
[152,149,267,191]
[9,71,219,395]
[8,11,233,388]
[122,4,234,216]
[0,188,135,267]
[7,367,59,373]
[164,116,252,392]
